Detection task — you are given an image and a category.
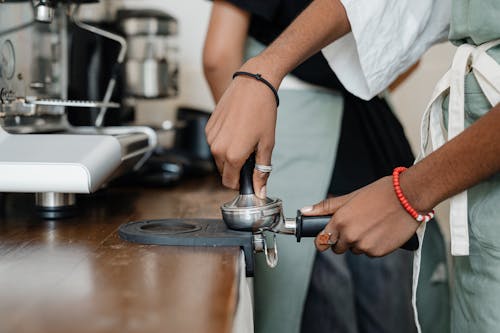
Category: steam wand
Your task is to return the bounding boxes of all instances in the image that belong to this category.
[71,5,127,128]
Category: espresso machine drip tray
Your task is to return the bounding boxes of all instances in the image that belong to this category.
[119,219,255,276]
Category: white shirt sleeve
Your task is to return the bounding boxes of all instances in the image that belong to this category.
[322,0,451,100]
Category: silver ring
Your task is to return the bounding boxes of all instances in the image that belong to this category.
[255,164,273,173]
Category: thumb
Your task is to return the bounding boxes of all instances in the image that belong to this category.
[253,144,273,199]
[301,193,354,216]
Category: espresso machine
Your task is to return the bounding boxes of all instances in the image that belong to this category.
[0,0,157,218]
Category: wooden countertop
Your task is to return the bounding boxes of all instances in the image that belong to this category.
[0,176,242,333]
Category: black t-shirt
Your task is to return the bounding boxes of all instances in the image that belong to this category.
[217,0,346,91]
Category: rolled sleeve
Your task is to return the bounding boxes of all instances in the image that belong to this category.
[322,0,451,100]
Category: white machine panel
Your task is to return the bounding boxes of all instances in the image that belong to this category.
[0,129,122,193]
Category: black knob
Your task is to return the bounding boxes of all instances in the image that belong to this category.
[239,153,255,195]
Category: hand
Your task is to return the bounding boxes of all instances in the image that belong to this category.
[303,177,421,257]
[205,58,282,197]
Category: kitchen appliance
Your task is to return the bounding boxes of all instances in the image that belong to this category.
[0,0,156,218]
[119,155,419,276]
[66,4,184,186]
[118,8,178,99]
[113,106,215,188]
[165,107,215,177]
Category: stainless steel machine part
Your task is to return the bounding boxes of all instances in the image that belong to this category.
[71,5,127,128]
[252,233,278,268]
[221,195,283,232]
[124,58,169,98]
[36,192,75,207]
[33,0,55,23]
[220,155,284,266]
[35,192,76,219]
[26,98,120,109]
[118,9,178,99]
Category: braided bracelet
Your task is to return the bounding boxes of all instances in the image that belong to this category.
[393,167,435,223]
[232,71,280,107]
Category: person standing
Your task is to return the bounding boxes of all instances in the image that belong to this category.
[203,1,448,332]
[205,0,500,331]
[204,2,343,331]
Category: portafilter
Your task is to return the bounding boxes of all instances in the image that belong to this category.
[221,154,419,268]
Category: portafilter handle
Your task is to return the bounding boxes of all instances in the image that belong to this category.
[294,210,419,251]
[239,153,256,195]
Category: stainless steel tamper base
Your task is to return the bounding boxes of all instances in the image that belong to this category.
[221,195,283,232]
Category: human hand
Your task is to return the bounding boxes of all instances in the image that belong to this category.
[302,176,421,256]
[205,58,282,197]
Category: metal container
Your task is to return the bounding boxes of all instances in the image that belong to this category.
[221,195,283,232]
[118,9,178,99]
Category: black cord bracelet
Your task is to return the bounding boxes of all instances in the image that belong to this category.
[232,71,280,107]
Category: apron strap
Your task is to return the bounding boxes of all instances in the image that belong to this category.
[448,44,475,256]
[412,38,500,332]
[418,39,500,256]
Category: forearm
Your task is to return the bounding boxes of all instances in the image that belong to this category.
[402,103,500,212]
[242,0,351,87]
[204,57,243,102]
[203,0,249,103]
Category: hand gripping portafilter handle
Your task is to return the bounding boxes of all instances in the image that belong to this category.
[240,153,256,195]
[295,211,419,251]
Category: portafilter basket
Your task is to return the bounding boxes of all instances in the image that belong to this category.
[220,154,420,268]
[221,154,282,232]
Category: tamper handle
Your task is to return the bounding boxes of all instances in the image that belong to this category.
[295,211,419,251]
[240,153,256,195]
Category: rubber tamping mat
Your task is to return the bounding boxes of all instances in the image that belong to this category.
[119,219,255,276]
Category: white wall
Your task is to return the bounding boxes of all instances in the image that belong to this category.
[391,43,456,154]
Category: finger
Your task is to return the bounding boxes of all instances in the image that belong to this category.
[222,151,246,190]
[204,112,217,137]
[209,141,226,175]
[253,170,270,198]
[351,248,364,255]
[205,106,222,141]
[205,115,223,147]
[216,160,225,177]
[253,142,273,199]
[206,116,225,175]
[222,164,240,189]
[301,194,352,216]
[331,237,349,254]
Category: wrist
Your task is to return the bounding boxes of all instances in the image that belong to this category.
[394,167,435,223]
[399,167,438,213]
[240,56,287,89]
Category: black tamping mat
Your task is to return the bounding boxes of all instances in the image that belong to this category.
[119,219,255,276]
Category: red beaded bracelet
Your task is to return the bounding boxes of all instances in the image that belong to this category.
[392,167,435,223]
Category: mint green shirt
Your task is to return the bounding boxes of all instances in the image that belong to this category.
[450,0,500,45]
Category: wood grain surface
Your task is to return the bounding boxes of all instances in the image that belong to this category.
[0,176,242,333]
